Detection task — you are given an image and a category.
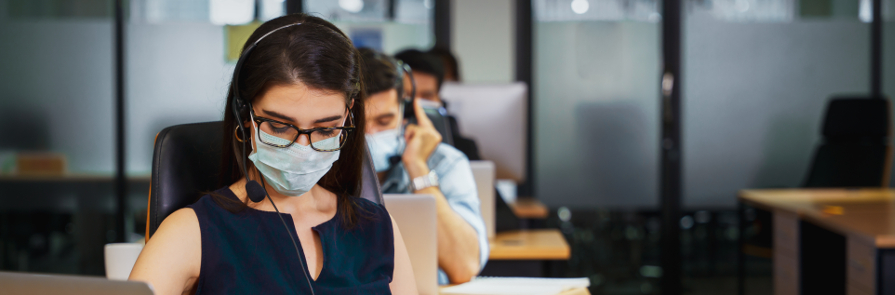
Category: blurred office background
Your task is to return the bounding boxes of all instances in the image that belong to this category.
[0,0,893,294]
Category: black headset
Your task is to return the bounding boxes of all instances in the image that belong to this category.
[230,22,322,295]
[362,49,416,171]
[381,54,417,169]
[370,50,416,122]
[396,60,417,122]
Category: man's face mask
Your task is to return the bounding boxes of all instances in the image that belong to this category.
[366,127,402,173]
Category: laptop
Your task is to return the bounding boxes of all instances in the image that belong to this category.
[383,194,438,295]
[0,271,154,295]
[469,160,496,239]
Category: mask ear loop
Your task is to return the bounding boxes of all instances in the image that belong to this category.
[248,112,258,152]
[388,107,405,168]
[331,106,352,151]
[397,98,407,142]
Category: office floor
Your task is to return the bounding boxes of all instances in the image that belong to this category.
[542,208,772,295]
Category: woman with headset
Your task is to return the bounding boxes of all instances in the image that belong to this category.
[129,14,416,294]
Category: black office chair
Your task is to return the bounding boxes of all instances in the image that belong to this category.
[802,97,892,188]
[145,121,383,239]
[743,97,893,261]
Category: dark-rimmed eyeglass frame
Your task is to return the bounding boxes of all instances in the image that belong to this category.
[248,104,355,152]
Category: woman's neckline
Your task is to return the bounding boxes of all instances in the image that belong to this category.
[220,186,341,228]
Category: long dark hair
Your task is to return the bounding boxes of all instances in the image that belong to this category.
[216,13,367,228]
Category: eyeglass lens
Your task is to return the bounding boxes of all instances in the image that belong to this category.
[258,121,346,150]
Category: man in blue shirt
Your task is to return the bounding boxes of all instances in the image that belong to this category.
[358,48,489,284]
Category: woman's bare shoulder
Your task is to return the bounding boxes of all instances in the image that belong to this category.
[142,207,201,259]
[159,208,200,233]
[129,208,201,294]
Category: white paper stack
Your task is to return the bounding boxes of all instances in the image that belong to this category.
[440,277,591,295]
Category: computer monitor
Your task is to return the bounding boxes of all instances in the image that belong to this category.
[440,82,528,183]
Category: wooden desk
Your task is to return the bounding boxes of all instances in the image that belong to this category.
[0,174,150,212]
[440,286,591,295]
[489,229,571,260]
[481,229,570,278]
[509,198,549,219]
[551,288,590,295]
[738,189,895,295]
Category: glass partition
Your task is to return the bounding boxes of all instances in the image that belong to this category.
[683,0,870,208]
[683,0,870,293]
[124,0,271,247]
[886,0,895,186]
[304,0,433,53]
[0,0,118,275]
[533,0,663,292]
[535,0,877,293]
[534,0,661,209]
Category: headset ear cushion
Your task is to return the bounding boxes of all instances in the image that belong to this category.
[231,98,252,132]
[234,98,252,122]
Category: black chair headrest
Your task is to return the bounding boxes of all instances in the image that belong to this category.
[147,121,382,239]
[821,97,890,140]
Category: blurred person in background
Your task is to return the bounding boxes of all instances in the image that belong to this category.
[420,48,521,233]
[360,48,489,284]
[394,49,480,161]
[428,47,461,82]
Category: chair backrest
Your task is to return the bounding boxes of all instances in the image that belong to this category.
[803,97,892,188]
[146,121,383,239]
[821,98,890,140]
[422,106,454,146]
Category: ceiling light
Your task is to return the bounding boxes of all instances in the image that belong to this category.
[339,0,364,13]
[571,0,589,15]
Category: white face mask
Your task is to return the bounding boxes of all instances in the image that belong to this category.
[366,127,403,172]
[247,120,341,197]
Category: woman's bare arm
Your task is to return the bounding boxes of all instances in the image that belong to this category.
[129,208,202,295]
[389,215,419,295]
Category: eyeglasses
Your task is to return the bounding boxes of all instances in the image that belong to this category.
[249,104,355,152]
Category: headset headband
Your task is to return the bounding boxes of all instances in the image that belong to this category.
[226,21,320,295]
[231,22,302,110]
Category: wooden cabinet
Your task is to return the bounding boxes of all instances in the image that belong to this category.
[847,237,876,295]
[773,210,800,295]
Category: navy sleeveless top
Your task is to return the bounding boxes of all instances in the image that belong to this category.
[188,187,394,294]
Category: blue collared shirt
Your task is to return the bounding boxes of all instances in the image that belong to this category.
[381,143,490,285]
